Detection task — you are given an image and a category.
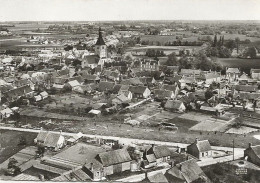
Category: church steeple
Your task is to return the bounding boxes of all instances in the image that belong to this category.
[96,27,105,46]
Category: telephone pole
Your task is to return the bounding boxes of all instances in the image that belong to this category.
[233,139,235,161]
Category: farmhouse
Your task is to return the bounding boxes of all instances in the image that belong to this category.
[251,69,260,80]
[187,139,212,159]
[95,149,132,176]
[164,159,211,183]
[34,130,66,151]
[129,86,151,99]
[244,143,260,166]
[146,145,171,165]
[226,67,240,82]
[164,99,186,113]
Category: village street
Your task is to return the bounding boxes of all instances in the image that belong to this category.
[0,126,245,167]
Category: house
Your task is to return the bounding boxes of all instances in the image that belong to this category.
[162,84,179,97]
[34,130,66,151]
[201,72,221,84]
[82,74,100,84]
[233,85,258,93]
[98,81,115,92]
[153,89,175,101]
[244,143,260,166]
[145,145,171,165]
[94,149,132,176]
[165,159,211,183]
[112,94,130,106]
[226,68,240,82]
[0,107,13,121]
[187,139,212,159]
[251,69,260,80]
[82,55,100,69]
[66,80,81,89]
[140,59,160,71]
[129,86,151,98]
[39,91,48,100]
[180,69,201,77]
[142,172,169,183]
[164,100,186,113]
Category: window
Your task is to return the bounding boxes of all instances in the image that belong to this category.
[202,152,204,157]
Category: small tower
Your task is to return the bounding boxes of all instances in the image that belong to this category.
[95,27,107,58]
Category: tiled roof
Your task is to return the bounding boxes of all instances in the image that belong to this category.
[97,149,132,166]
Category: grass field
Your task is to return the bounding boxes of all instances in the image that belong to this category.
[0,130,37,164]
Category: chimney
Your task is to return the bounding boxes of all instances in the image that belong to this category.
[249,143,252,148]
[90,163,94,171]
[195,138,199,143]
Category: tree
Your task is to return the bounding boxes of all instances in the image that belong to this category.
[244,47,257,58]
[165,52,178,66]
[8,158,18,169]
[205,89,214,100]
[213,35,217,47]
[18,136,27,146]
[235,37,240,53]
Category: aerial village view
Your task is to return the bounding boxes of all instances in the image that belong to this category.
[0,0,260,182]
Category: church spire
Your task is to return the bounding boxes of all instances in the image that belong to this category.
[96,27,105,46]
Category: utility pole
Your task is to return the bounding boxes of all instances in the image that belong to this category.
[233,139,235,161]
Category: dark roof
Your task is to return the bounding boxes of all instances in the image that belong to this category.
[166,159,209,183]
[129,86,148,94]
[148,172,168,183]
[96,27,106,46]
[233,85,258,92]
[193,140,211,152]
[165,100,184,110]
[98,81,115,92]
[151,145,172,159]
[250,145,260,157]
[162,84,178,92]
[154,89,173,99]
[97,149,132,166]
[83,55,99,65]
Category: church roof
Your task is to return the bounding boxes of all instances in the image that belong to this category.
[96,27,106,46]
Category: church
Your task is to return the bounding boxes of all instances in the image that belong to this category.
[82,28,111,69]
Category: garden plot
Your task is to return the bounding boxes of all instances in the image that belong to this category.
[226,126,259,134]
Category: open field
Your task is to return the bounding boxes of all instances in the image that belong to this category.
[0,130,37,164]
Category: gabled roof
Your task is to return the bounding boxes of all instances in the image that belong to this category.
[251,69,260,73]
[44,132,62,148]
[150,145,172,159]
[226,67,240,74]
[233,85,258,92]
[166,159,209,183]
[147,172,168,183]
[83,55,99,65]
[98,81,115,92]
[97,149,132,166]
[154,89,173,99]
[165,100,184,110]
[162,84,178,92]
[189,139,212,152]
[180,69,201,75]
[129,86,148,94]
[249,145,260,157]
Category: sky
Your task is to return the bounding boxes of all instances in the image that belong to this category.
[0,0,259,21]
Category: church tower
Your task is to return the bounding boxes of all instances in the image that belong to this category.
[95,27,107,58]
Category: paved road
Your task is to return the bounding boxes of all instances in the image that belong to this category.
[0,126,245,167]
